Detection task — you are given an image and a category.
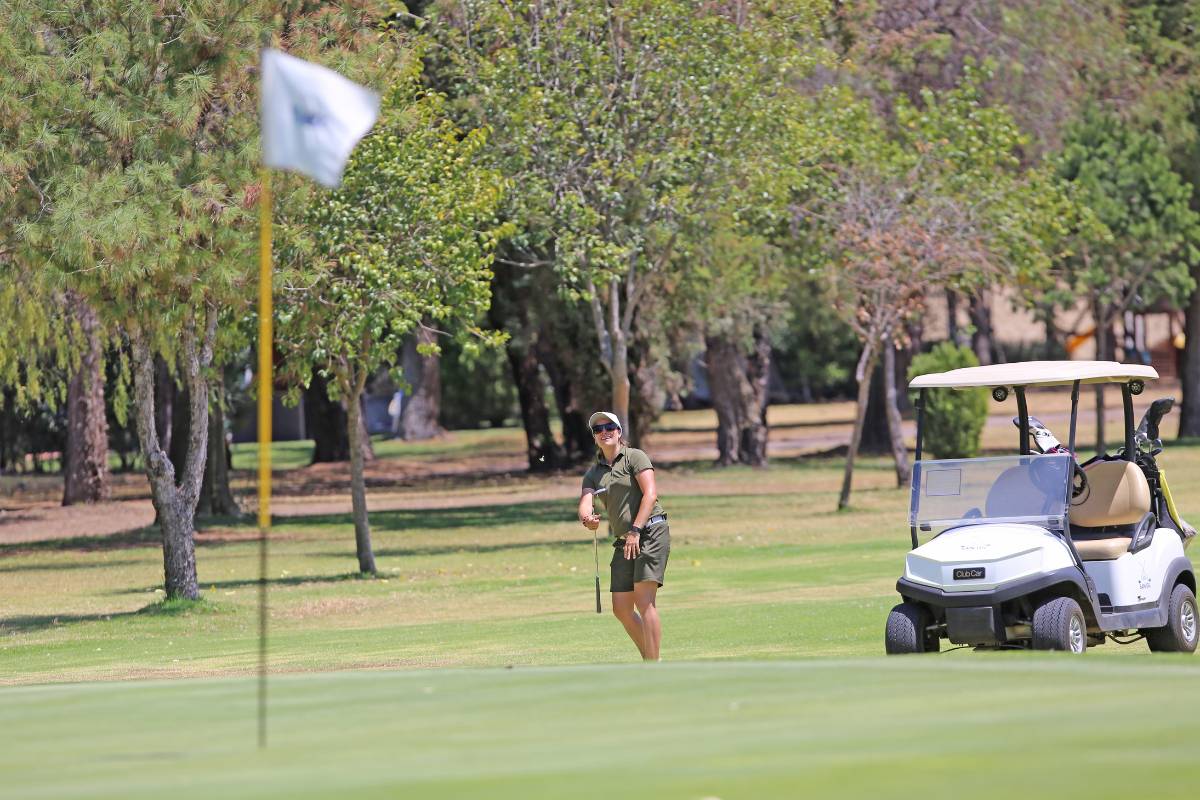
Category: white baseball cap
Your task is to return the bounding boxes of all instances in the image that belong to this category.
[588,411,622,430]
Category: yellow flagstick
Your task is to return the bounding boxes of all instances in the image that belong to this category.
[257,168,273,750]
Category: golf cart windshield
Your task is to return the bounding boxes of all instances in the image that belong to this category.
[910,454,1072,539]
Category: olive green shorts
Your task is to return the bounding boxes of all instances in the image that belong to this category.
[610,521,670,592]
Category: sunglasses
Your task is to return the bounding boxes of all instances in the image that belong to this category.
[591,422,620,434]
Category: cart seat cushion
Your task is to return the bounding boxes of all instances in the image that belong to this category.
[1071,534,1132,561]
[1070,460,1150,528]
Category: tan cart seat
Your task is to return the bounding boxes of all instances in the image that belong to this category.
[1069,461,1152,561]
[1071,533,1134,561]
[1070,460,1150,528]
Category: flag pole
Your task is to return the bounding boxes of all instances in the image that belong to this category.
[257,167,273,750]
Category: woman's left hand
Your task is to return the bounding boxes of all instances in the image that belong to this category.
[623,532,641,560]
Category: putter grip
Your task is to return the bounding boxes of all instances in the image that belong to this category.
[595,577,602,613]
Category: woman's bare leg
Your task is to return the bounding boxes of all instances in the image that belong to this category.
[611,591,645,658]
[633,581,661,661]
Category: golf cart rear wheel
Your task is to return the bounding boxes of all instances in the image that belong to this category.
[1031,597,1087,653]
[885,602,938,654]
[1144,584,1199,654]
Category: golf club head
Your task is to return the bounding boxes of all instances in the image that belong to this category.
[1011,415,1062,454]
[1137,397,1175,441]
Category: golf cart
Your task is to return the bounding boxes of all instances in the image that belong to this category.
[886,361,1198,654]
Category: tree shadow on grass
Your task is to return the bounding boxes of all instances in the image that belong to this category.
[0,526,161,557]
[289,499,575,533]
[0,558,147,574]
[0,520,254,559]
[107,571,376,595]
[0,596,226,634]
[320,537,590,560]
[0,611,143,633]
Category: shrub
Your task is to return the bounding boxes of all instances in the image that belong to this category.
[908,343,988,459]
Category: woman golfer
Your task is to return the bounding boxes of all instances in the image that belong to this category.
[578,411,670,661]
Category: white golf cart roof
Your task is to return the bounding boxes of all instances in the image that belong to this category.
[909,360,1158,390]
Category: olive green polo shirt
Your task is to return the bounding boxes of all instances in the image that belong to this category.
[582,446,663,537]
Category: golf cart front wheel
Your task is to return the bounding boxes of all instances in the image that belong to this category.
[1031,597,1087,653]
[885,602,939,654]
[1144,584,1199,653]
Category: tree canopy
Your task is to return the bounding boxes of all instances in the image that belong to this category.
[276,59,509,573]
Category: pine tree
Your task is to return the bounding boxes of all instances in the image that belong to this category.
[0,1,395,598]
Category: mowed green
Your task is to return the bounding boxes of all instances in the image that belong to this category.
[3,415,1200,797]
[3,659,1200,799]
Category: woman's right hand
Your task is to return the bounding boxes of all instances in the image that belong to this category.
[581,513,601,530]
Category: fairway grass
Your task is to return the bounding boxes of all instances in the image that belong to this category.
[1,456,919,683]
[3,451,1198,681]
[3,658,1199,799]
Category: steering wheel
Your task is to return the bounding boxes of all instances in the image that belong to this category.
[1071,463,1089,501]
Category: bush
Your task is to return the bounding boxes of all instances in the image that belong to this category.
[908,343,988,459]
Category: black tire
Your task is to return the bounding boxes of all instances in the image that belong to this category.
[1144,584,1199,654]
[885,602,936,654]
[1031,596,1087,653]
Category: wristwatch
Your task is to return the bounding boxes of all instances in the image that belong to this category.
[629,525,644,535]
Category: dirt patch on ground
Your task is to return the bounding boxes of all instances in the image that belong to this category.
[0,500,157,545]
[276,596,377,621]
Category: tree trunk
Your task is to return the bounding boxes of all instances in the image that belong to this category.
[839,343,878,511]
[305,371,372,463]
[356,401,375,461]
[741,325,771,467]
[154,356,174,456]
[62,294,110,505]
[508,345,561,471]
[129,313,217,601]
[610,337,632,437]
[970,293,994,366]
[543,353,597,462]
[306,371,349,462]
[1180,271,1200,438]
[860,363,890,454]
[707,335,742,466]
[705,326,770,467]
[946,289,965,347]
[0,389,11,472]
[1094,298,1108,454]
[344,371,377,575]
[400,326,445,440]
[488,260,563,471]
[198,382,240,517]
[168,378,190,478]
[883,342,910,486]
[594,276,632,434]
[626,326,665,449]
[540,317,607,464]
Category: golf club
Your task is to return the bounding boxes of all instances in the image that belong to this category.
[591,486,608,613]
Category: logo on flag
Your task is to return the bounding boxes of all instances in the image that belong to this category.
[260,49,380,188]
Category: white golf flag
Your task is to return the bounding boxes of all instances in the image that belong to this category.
[260,49,380,188]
